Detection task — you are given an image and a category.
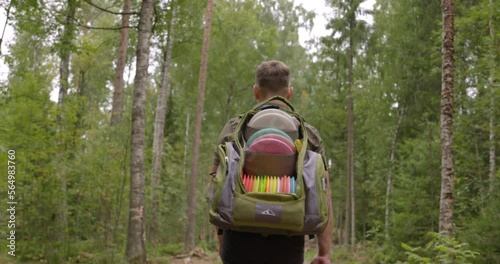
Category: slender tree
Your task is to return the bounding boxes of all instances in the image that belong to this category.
[345,0,367,247]
[347,21,355,247]
[0,1,12,56]
[323,0,369,246]
[58,0,77,107]
[184,0,215,251]
[385,106,404,239]
[488,0,496,192]
[111,0,132,125]
[151,4,178,243]
[347,68,355,248]
[183,111,190,179]
[56,0,78,243]
[126,0,154,262]
[439,0,455,236]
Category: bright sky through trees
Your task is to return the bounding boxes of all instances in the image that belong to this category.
[0,0,375,83]
[296,0,375,47]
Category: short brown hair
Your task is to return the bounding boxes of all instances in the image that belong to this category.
[255,61,290,94]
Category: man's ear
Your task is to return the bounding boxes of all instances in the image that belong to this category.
[253,85,260,100]
[286,87,294,100]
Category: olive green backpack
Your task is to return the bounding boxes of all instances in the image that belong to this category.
[208,96,329,235]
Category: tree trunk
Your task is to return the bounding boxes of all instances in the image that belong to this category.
[57,0,76,107]
[0,3,11,56]
[344,176,350,245]
[111,0,132,126]
[56,0,77,243]
[126,0,154,262]
[224,82,234,123]
[336,198,344,244]
[439,0,455,237]
[362,159,368,244]
[150,5,178,244]
[489,87,496,192]
[347,17,355,248]
[113,142,129,244]
[385,107,404,240]
[429,123,435,231]
[184,0,215,251]
[347,85,355,248]
[183,111,190,179]
[488,0,496,192]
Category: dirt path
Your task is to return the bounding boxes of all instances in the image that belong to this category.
[166,247,317,264]
[168,255,221,264]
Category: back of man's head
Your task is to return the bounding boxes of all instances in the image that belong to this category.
[255,61,290,97]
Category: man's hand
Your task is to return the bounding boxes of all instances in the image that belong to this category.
[314,170,333,264]
[311,255,331,264]
[218,233,223,258]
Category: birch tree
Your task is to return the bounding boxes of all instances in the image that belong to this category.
[439,0,455,237]
[151,4,178,243]
[126,0,154,262]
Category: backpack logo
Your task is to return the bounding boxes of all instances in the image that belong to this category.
[255,203,282,224]
[261,209,276,216]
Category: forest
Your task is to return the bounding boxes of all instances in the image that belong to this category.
[0,0,498,263]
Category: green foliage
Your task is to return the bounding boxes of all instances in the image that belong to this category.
[155,243,184,256]
[197,239,218,253]
[461,188,500,263]
[329,245,378,264]
[398,233,480,264]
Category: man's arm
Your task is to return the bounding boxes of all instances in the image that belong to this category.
[312,170,333,264]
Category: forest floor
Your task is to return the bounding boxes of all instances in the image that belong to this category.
[164,250,316,264]
[166,251,221,264]
[0,248,372,264]
[161,240,322,264]
[0,241,372,263]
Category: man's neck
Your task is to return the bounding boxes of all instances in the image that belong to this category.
[257,99,290,111]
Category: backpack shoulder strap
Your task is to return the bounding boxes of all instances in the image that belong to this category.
[233,96,303,148]
[252,96,296,112]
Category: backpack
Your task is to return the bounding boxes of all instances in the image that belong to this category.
[208,96,329,236]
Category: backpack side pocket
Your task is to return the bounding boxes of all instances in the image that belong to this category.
[301,150,329,234]
[209,142,240,229]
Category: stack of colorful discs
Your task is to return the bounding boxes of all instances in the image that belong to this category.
[245,109,299,142]
[247,109,297,131]
[243,109,299,180]
[242,174,296,194]
[246,128,296,155]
